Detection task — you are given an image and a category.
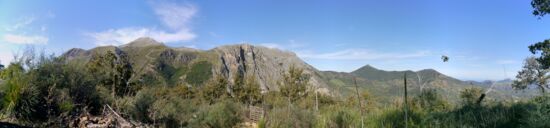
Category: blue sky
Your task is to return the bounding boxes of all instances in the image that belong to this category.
[1,0,549,81]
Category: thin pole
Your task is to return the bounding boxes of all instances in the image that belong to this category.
[354,78,364,128]
[404,73,408,128]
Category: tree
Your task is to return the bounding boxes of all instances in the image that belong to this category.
[530,0,550,68]
[529,40,550,69]
[231,72,245,103]
[532,0,550,17]
[86,51,133,99]
[513,57,549,94]
[243,74,261,105]
[279,65,310,104]
[201,74,229,104]
[231,73,261,105]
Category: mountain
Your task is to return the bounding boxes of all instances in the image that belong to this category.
[62,37,530,104]
[320,65,529,103]
[62,37,330,94]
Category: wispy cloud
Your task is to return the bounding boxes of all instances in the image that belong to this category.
[297,49,432,60]
[88,1,197,46]
[258,40,307,50]
[86,27,195,46]
[2,34,48,45]
[152,2,197,30]
[4,16,35,31]
[1,13,53,45]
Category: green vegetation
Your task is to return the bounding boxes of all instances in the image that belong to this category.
[1,1,550,127]
[186,61,213,86]
[1,47,550,128]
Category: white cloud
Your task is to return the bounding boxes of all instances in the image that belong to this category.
[153,2,197,30]
[2,34,48,44]
[88,2,197,46]
[4,16,35,31]
[86,27,195,46]
[297,49,431,60]
[257,40,306,50]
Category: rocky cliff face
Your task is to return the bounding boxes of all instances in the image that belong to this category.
[212,44,329,94]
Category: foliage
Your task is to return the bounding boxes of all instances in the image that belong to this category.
[521,95,550,127]
[149,96,197,127]
[200,74,229,104]
[513,57,549,94]
[185,61,212,86]
[460,87,483,106]
[413,88,449,112]
[265,106,315,128]
[279,65,310,103]
[532,0,550,17]
[86,51,133,98]
[0,64,40,122]
[232,73,262,105]
[190,100,242,128]
[324,107,360,128]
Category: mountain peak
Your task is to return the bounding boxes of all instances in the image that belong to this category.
[123,37,164,47]
[354,64,379,72]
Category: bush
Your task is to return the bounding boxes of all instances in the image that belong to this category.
[327,108,360,128]
[265,106,315,128]
[373,106,425,128]
[520,95,550,127]
[413,88,449,112]
[190,100,242,128]
[0,63,45,124]
[131,88,157,123]
[149,97,197,127]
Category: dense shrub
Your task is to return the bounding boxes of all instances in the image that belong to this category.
[190,100,242,128]
[265,106,315,128]
[412,88,449,112]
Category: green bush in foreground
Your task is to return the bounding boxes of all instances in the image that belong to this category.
[190,100,242,128]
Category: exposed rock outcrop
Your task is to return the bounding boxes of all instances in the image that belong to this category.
[212,44,329,94]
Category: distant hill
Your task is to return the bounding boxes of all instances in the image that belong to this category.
[321,65,531,103]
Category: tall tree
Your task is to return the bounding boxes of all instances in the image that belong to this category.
[244,74,261,105]
[513,57,549,94]
[279,65,310,104]
[86,51,133,99]
[530,0,550,68]
[231,72,261,105]
[201,74,229,104]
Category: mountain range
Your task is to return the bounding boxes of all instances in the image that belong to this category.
[62,37,532,104]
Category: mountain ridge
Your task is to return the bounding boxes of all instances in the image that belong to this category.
[60,37,527,102]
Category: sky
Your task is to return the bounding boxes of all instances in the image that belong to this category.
[1,0,550,81]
